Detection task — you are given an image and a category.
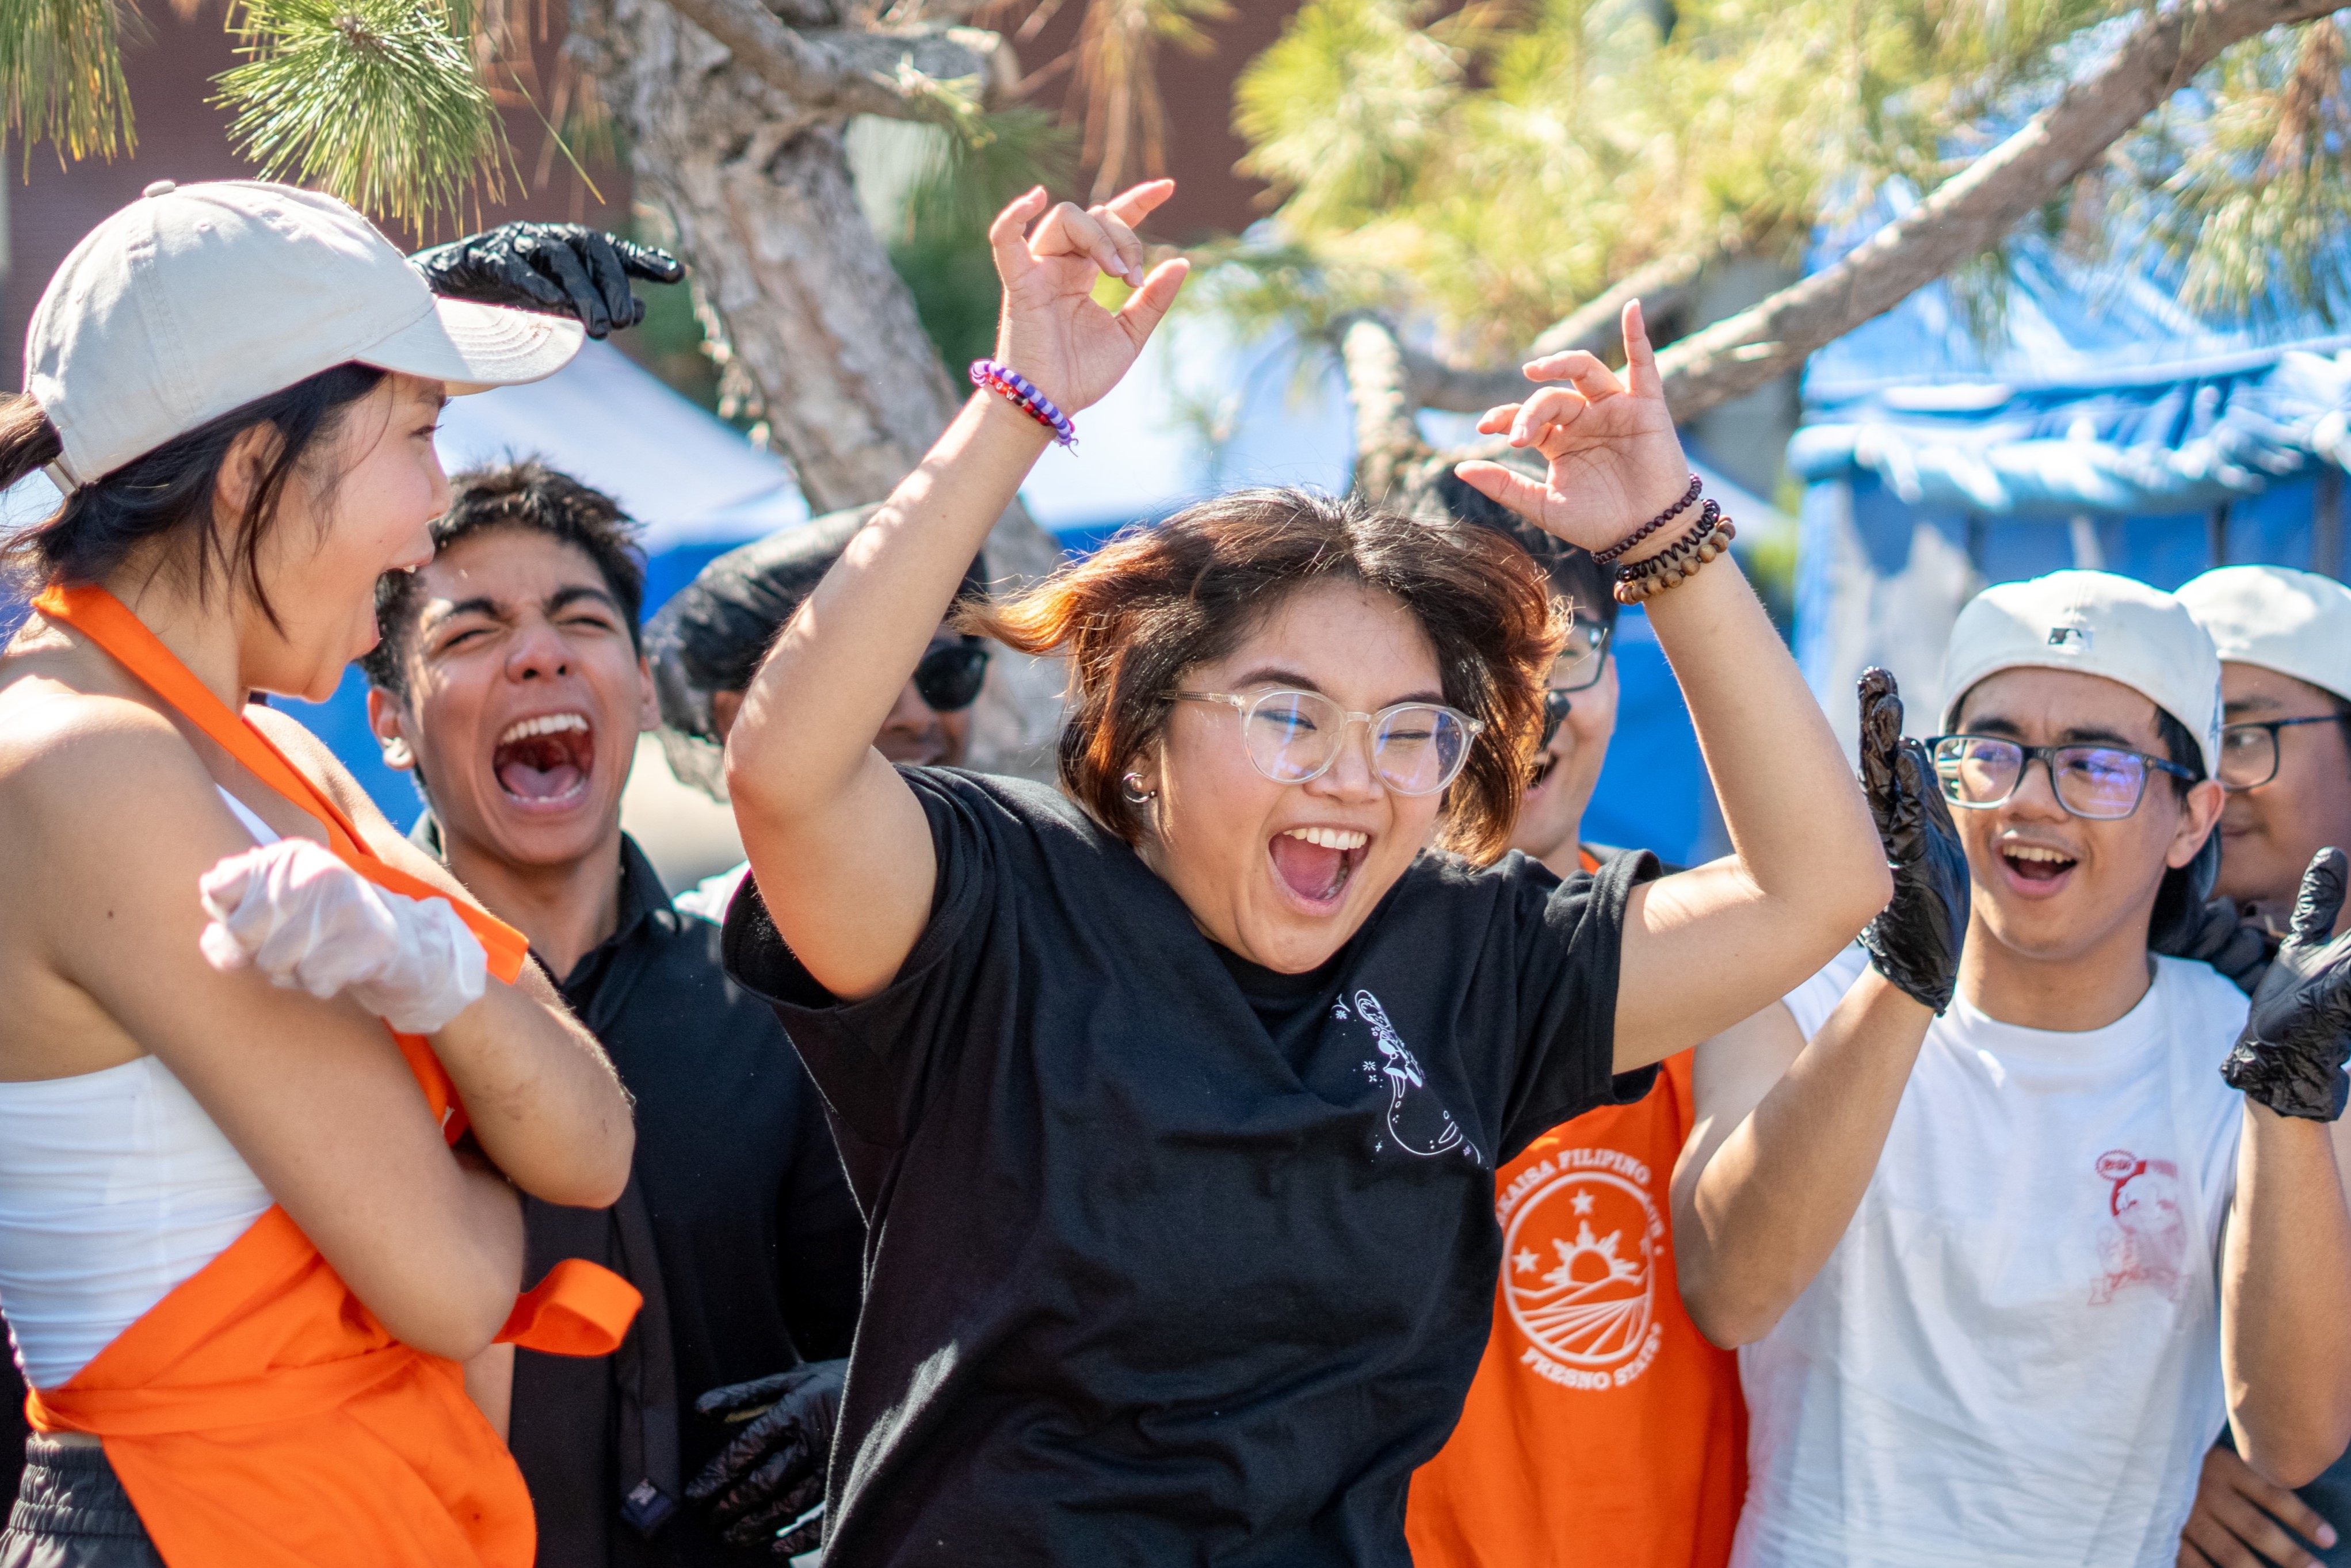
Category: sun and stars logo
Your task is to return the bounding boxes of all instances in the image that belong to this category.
[1498,1149,1666,1390]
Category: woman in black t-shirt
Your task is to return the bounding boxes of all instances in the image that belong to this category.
[712,181,1892,1566]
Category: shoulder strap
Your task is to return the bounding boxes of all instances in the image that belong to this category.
[30,583,527,981]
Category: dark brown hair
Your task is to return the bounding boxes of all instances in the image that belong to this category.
[0,367,390,630]
[362,459,646,698]
[965,487,1566,863]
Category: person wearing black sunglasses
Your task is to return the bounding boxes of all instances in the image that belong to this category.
[361,463,868,1567]
[646,504,992,924]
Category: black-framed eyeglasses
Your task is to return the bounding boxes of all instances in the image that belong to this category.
[2218,714,2351,792]
[1928,734,2199,821]
[913,638,990,712]
[1538,621,1612,749]
[1170,688,1486,796]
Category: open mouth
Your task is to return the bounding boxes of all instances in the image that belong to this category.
[1999,841,2077,888]
[1269,825,1369,912]
[493,711,594,808]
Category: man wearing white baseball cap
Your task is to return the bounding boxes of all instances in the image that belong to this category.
[1675,569,2351,1568]
[2173,563,2351,1568]
[0,181,678,1568]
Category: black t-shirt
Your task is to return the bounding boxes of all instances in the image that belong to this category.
[723,770,1656,1567]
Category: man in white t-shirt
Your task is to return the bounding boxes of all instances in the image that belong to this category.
[1671,570,2351,1568]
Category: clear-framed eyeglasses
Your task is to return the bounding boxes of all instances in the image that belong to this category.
[1170,688,1485,797]
[2217,715,2351,792]
[1928,734,2198,821]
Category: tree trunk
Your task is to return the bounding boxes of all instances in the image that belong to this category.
[570,0,1068,774]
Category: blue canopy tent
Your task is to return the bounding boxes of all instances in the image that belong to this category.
[1789,224,2351,750]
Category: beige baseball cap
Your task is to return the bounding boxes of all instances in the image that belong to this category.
[24,179,583,488]
[2177,564,2351,706]
[1939,569,2222,775]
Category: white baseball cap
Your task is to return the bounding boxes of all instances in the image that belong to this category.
[2176,564,2351,706]
[1939,569,2222,776]
[24,179,583,488]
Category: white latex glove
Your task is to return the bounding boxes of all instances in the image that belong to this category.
[199,838,488,1035]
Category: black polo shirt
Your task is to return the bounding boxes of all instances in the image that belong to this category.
[416,823,864,1566]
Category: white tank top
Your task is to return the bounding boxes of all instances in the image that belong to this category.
[0,787,277,1389]
[1732,955,2250,1568]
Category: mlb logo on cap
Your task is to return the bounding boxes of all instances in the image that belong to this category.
[2047,626,2092,650]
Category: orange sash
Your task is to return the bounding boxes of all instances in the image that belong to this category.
[18,583,642,1567]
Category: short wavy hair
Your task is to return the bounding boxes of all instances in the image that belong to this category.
[965,486,1566,863]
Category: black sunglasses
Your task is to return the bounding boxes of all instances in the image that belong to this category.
[913,639,990,712]
[1537,623,1613,749]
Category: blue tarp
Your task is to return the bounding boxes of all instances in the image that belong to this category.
[1788,204,2351,741]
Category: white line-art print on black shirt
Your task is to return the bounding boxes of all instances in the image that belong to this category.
[1351,990,1465,1158]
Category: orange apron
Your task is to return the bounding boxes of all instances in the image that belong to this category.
[17,583,643,1567]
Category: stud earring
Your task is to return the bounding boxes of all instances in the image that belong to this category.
[1121,770,1157,804]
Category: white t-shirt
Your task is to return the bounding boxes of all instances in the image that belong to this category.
[1733,953,2250,1568]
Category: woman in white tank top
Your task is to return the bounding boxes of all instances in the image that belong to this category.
[0,184,651,1567]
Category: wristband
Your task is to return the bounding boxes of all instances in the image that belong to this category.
[970,360,1076,448]
[1593,474,1702,566]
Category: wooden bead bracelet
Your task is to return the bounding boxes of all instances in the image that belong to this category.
[1612,500,1735,604]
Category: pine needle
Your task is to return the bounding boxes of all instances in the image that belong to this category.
[0,0,136,165]
[213,0,512,234]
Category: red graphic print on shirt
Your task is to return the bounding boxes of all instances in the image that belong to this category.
[2090,1149,2188,1305]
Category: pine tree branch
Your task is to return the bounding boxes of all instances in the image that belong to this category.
[651,0,1015,119]
[1647,0,2342,421]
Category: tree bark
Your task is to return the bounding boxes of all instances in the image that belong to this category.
[1342,316,1427,503]
[572,0,1068,773]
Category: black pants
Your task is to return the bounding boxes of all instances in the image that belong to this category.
[0,1438,162,1568]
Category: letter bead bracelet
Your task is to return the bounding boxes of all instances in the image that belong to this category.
[971,360,1076,448]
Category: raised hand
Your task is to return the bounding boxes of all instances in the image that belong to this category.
[687,1359,846,1554]
[411,223,685,338]
[989,181,1189,417]
[1452,300,1694,555]
[1854,668,1970,1013]
[2222,848,2351,1119]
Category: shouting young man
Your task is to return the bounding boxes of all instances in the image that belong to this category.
[1675,571,2351,1568]
[362,463,864,1564]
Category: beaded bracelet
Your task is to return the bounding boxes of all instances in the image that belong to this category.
[1593,474,1703,566]
[1613,502,1735,604]
[970,360,1077,448]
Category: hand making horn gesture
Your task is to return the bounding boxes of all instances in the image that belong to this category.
[1853,668,1971,1014]
[988,180,1190,420]
[2223,848,2351,1119]
[1452,300,1694,554]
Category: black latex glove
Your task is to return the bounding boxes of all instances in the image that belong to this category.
[2222,849,2351,1120]
[687,1359,845,1555]
[1854,667,1970,1013]
[2155,894,2277,997]
[410,223,684,338]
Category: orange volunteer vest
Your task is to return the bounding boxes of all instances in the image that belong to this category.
[1405,852,1746,1568]
[18,583,642,1568]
